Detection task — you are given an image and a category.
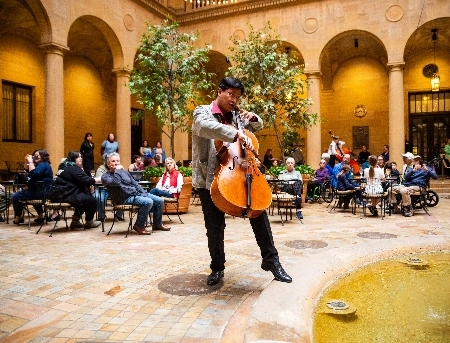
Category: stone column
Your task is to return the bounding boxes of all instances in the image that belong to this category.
[388,63,405,161]
[113,68,132,166]
[305,71,322,165]
[40,43,69,162]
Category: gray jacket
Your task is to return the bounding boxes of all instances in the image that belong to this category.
[191,102,263,190]
[101,168,147,202]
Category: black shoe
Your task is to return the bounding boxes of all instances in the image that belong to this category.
[296,210,303,220]
[206,271,224,286]
[115,214,125,222]
[13,217,24,225]
[47,215,61,222]
[261,261,292,283]
[33,217,45,224]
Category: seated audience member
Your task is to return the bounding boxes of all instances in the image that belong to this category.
[306,159,329,201]
[336,164,360,209]
[49,151,102,229]
[331,153,352,189]
[358,145,371,169]
[101,152,170,233]
[279,157,303,219]
[362,155,385,216]
[128,155,144,172]
[401,152,414,176]
[271,159,279,168]
[154,155,164,167]
[380,144,389,162]
[377,155,385,170]
[389,155,438,217]
[94,161,123,222]
[12,149,53,225]
[150,158,184,198]
[321,153,333,176]
[143,152,157,168]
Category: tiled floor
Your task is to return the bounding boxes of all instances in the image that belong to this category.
[0,195,449,342]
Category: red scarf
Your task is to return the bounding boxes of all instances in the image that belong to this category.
[161,169,180,198]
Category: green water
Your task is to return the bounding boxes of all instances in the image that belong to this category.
[313,253,450,343]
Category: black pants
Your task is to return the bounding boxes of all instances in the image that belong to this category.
[198,188,279,272]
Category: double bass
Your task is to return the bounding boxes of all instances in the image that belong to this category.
[328,130,360,175]
[210,108,272,218]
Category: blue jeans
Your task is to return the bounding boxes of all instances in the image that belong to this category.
[125,193,164,228]
[150,188,174,198]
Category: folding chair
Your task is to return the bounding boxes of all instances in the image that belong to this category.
[37,183,74,237]
[269,180,300,225]
[105,185,142,237]
[19,181,52,230]
[329,189,356,214]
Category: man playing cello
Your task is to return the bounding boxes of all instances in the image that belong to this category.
[192,77,292,286]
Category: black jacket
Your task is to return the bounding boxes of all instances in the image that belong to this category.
[49,163,96,204]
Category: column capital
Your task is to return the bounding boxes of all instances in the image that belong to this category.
[387,62,405,72]
[304,70,322,79]
[39,42,69,56]
[112,68,132,77]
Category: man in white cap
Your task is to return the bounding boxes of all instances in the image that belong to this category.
[389,153,437,217]
[401,152,415,175]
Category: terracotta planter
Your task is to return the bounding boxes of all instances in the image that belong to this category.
[302,174,310,204]
[164,176,193,214]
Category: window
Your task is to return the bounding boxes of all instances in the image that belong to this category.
[2,81,32,142]
[409,91,450,114]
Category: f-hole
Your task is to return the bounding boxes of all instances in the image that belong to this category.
[228,156,239,170]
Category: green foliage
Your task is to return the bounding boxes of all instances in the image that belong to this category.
[178,166,192,177]
[294,164,315,177]
[143,166,165,179]
[268,164,315,178]
[268,165,286,177]
[227,23,318,160]
[129,17,216,159]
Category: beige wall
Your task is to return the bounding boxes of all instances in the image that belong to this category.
[321,57,389,156]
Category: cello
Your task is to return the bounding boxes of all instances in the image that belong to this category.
[328,130,360,175]
[210,108,272,218]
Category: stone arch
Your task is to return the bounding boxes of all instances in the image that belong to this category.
[68,15,124,69]
[0,0,51,45]
[319,29,388,90]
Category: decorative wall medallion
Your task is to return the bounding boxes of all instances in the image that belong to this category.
[232,29,245,41]
[386,5,404,22]
[123,14,135,31]
[303,18,319,34]
[354,104,367,118]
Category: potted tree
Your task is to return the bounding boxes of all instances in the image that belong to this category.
[227,23,318,162]
[128,17,215,160]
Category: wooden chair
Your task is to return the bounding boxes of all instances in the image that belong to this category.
[105,185,141,237]
[163,183,190,224]
[269,180,300,225]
